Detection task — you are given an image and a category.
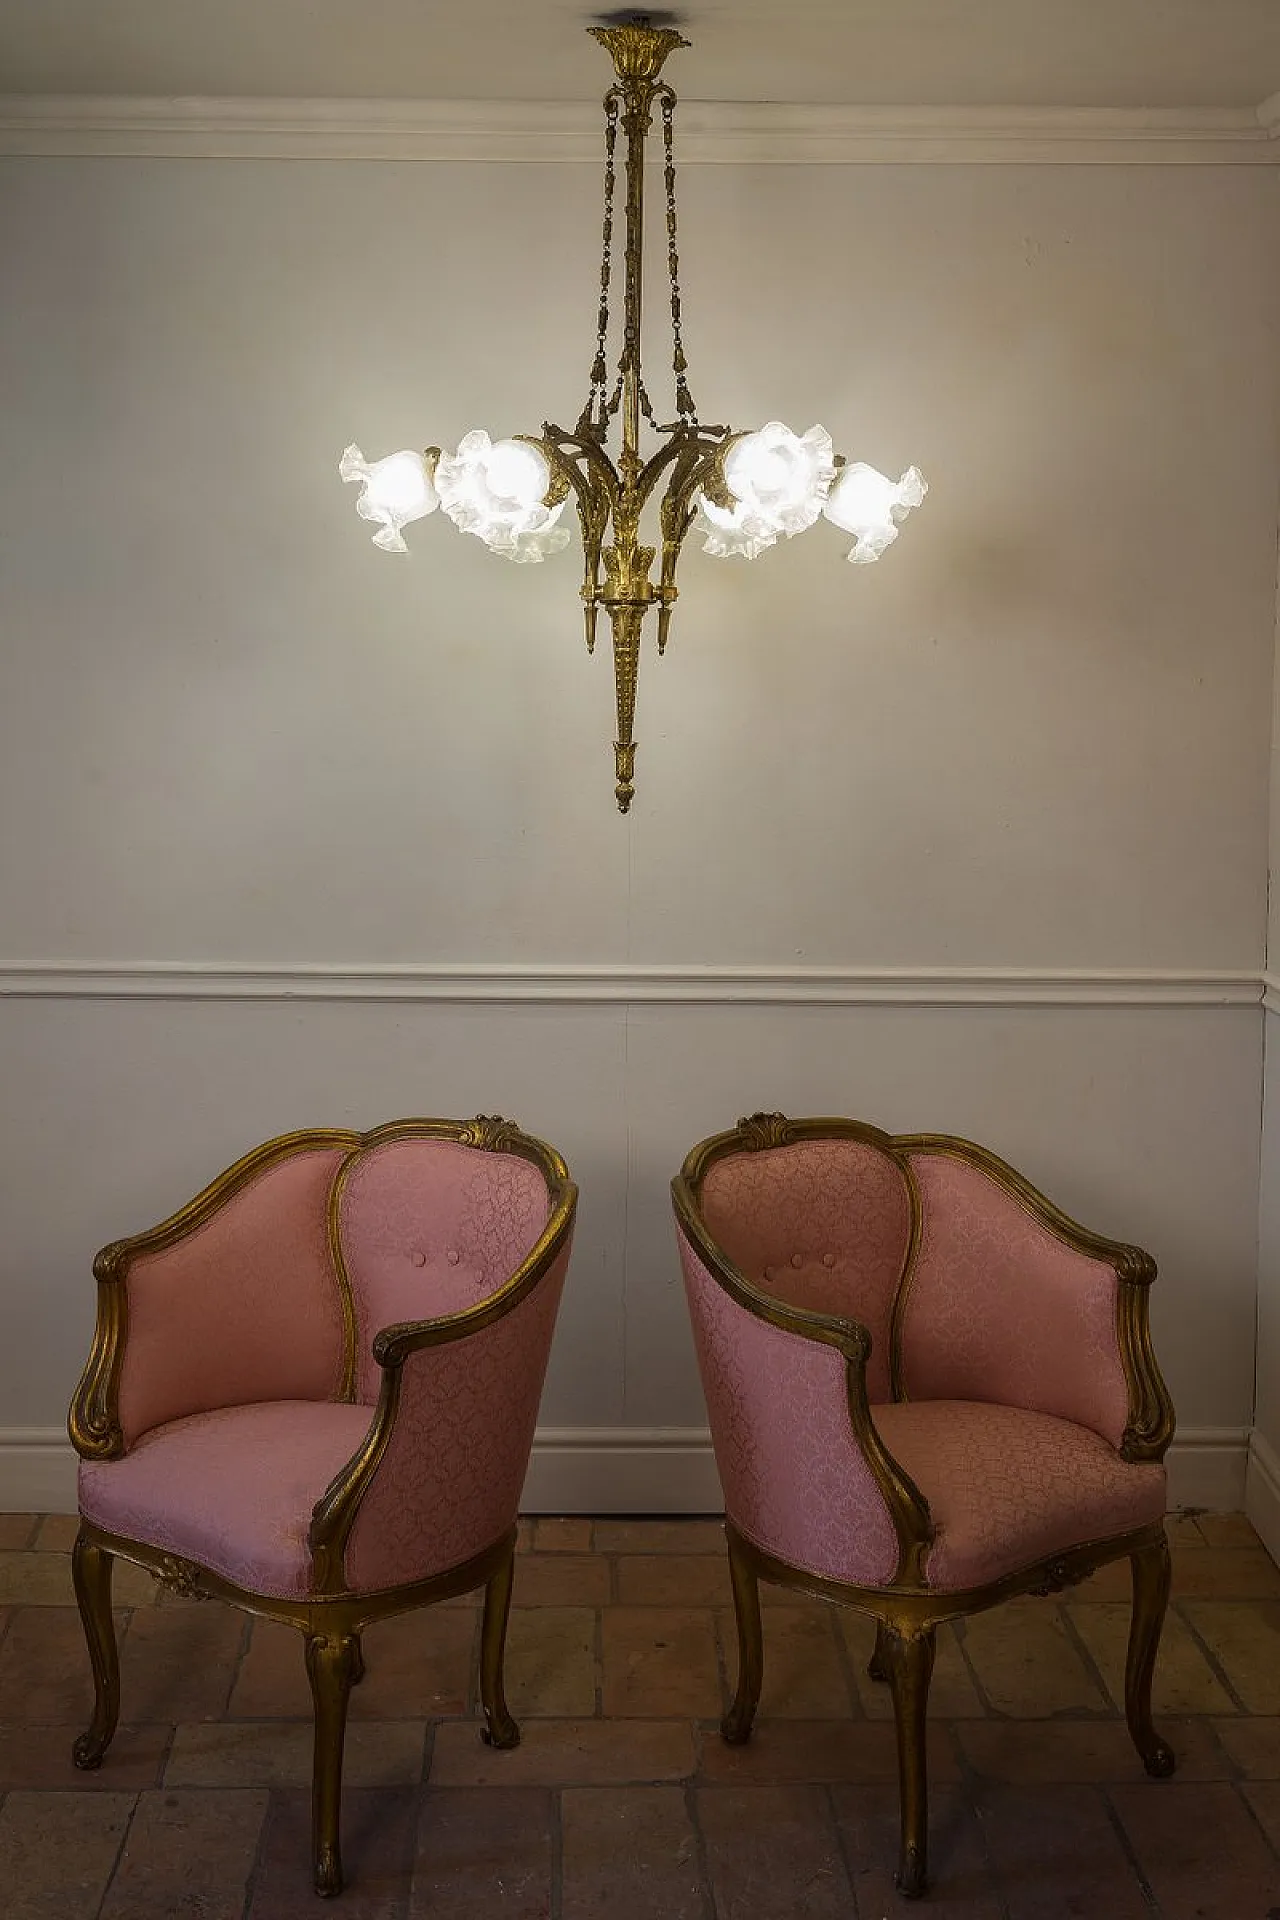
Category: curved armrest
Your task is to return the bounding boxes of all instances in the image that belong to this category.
[672,1182,932,1587]
[309,1182,577,1594]
[69,1132,360,1457]
[896,1139,1174,1460]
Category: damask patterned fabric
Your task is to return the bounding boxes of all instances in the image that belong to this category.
[699,1140,912,1402]
[117,1147,352,1446]
[678,1227,901,1588]
[342,1243,571,1592]
[338,1139,552,1402]
[873,1398,1165,1590]
[78,1400,373,1597]
[901,1153,1130,1446]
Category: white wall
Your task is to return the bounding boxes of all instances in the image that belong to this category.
[1,152,1277,1509]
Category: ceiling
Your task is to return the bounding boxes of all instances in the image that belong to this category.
[2,0,1280,109]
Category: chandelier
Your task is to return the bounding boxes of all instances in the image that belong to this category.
[340,19,926,813]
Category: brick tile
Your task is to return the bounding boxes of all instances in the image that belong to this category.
[832,1781,1003,1918]
[33,1515,81,1552]
[977,1784,1149,1918]
[841,1615,987,1719]
[228,1619,311,1718]
[353,1609,476,1720]
[717,1606,852,1720]
[594,1519,725,1555]
[506,1606,597,1718]
[561,1785,702,1920]
[1065,1601,1235,1714]
[1181,1601,1280,1711]
[0,1788,134,1920]
[165,1719,425,1788]
[98,1787,267,1920]
[531,1517,593,1553]
[618,1554,733,1607]
[956,1716,1228,1783]
[602,1607,721,1718]
[696,1717,959,1784]
[959,1606,1109,1717]
[1212,1716,1280,1777]
[121,1601,246,1722]
[0,1723,171,1790]
[0,1608,98,1723]
[1110,1780,1280,1918]
[1172,1550,1280,1599]
[429,1717,694,1787]
[251,1787,419,1918]
[1193,1511,1262,1549]
[1165,1512,1212,1547]
[698,1783,851,1920]
[0,1515,39,1550]
[410,1786,552,1919]
[512,1553,610,1608]
[1242,1780,1280,1854]
[0,1550,156,1607]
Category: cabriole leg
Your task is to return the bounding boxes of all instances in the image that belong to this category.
[305,1630,360,1897]
[883,1623,936,1900]
[71,1528,120,1770]
[868,1619,890,1683]
[1126,1534,1176,1779]
[721,1528,764,1745]
[479,1542,519,1750]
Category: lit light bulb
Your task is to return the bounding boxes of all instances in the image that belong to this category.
[435,430,570,562]
[339,445,438,553]
[823,462,927,564]
[695,421,836,559]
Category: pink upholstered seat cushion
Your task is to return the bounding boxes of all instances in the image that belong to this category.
[873,1399,1165,1592]
[78,1401,374,1599]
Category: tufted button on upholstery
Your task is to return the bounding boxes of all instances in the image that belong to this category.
[410,1250,426,1268]
[791,1253,803,1268]
[446,1249,461,1267]
[823,1253,836,1268]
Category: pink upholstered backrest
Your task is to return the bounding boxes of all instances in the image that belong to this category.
[677,1226,900,1587]
[343,1239,571,1590]
[699,1139,912,1403]
[336,1138,552,1402]
[900,1152,1130,1446]
[117,1146,350,1445]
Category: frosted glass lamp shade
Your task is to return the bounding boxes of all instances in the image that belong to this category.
[339,445,438,553]
[823,462,927,564]
[694,421,835,559]
[435,430,571,562]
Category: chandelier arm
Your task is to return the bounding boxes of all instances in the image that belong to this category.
[529,427,619,656]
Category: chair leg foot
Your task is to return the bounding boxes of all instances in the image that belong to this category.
[305,1631,359,1900]
[867,1620,889,1684]
[721,1528,763,1746]
[1126,1534,1176,1779]
[884,1623,935,1901]
[71,1529,120,1771]
[479,1543,520,1750]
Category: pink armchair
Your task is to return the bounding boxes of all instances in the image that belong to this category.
[673,1113,1175,1900]
[68,1114,576,1897]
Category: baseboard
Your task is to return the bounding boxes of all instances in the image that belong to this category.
[0,1423,1247,1519]
[1245,1430,1280,1564]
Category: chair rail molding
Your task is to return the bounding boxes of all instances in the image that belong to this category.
[0,1423,1250,1517]
[1,96,1279,165]
[0,962,1262,1009]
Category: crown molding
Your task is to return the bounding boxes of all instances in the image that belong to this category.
[0,962,1260,1008]
[0,96,1277,165]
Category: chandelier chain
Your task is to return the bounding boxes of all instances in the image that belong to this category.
[581,91,620,435]
[660,89,697,425]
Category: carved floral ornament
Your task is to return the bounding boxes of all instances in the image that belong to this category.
[340,20,926,811]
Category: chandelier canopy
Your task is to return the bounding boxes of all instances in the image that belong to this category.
[341,19,926,812]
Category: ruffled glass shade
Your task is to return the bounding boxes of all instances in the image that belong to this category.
[694,422,835,559]
[435,431,571,563]
[823,462,928,564]
[339,445,439,553]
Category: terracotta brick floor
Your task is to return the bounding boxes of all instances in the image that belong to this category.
[0,1510,1278,1917]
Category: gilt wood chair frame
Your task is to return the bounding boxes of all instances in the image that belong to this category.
[672,1111,1176,1899]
